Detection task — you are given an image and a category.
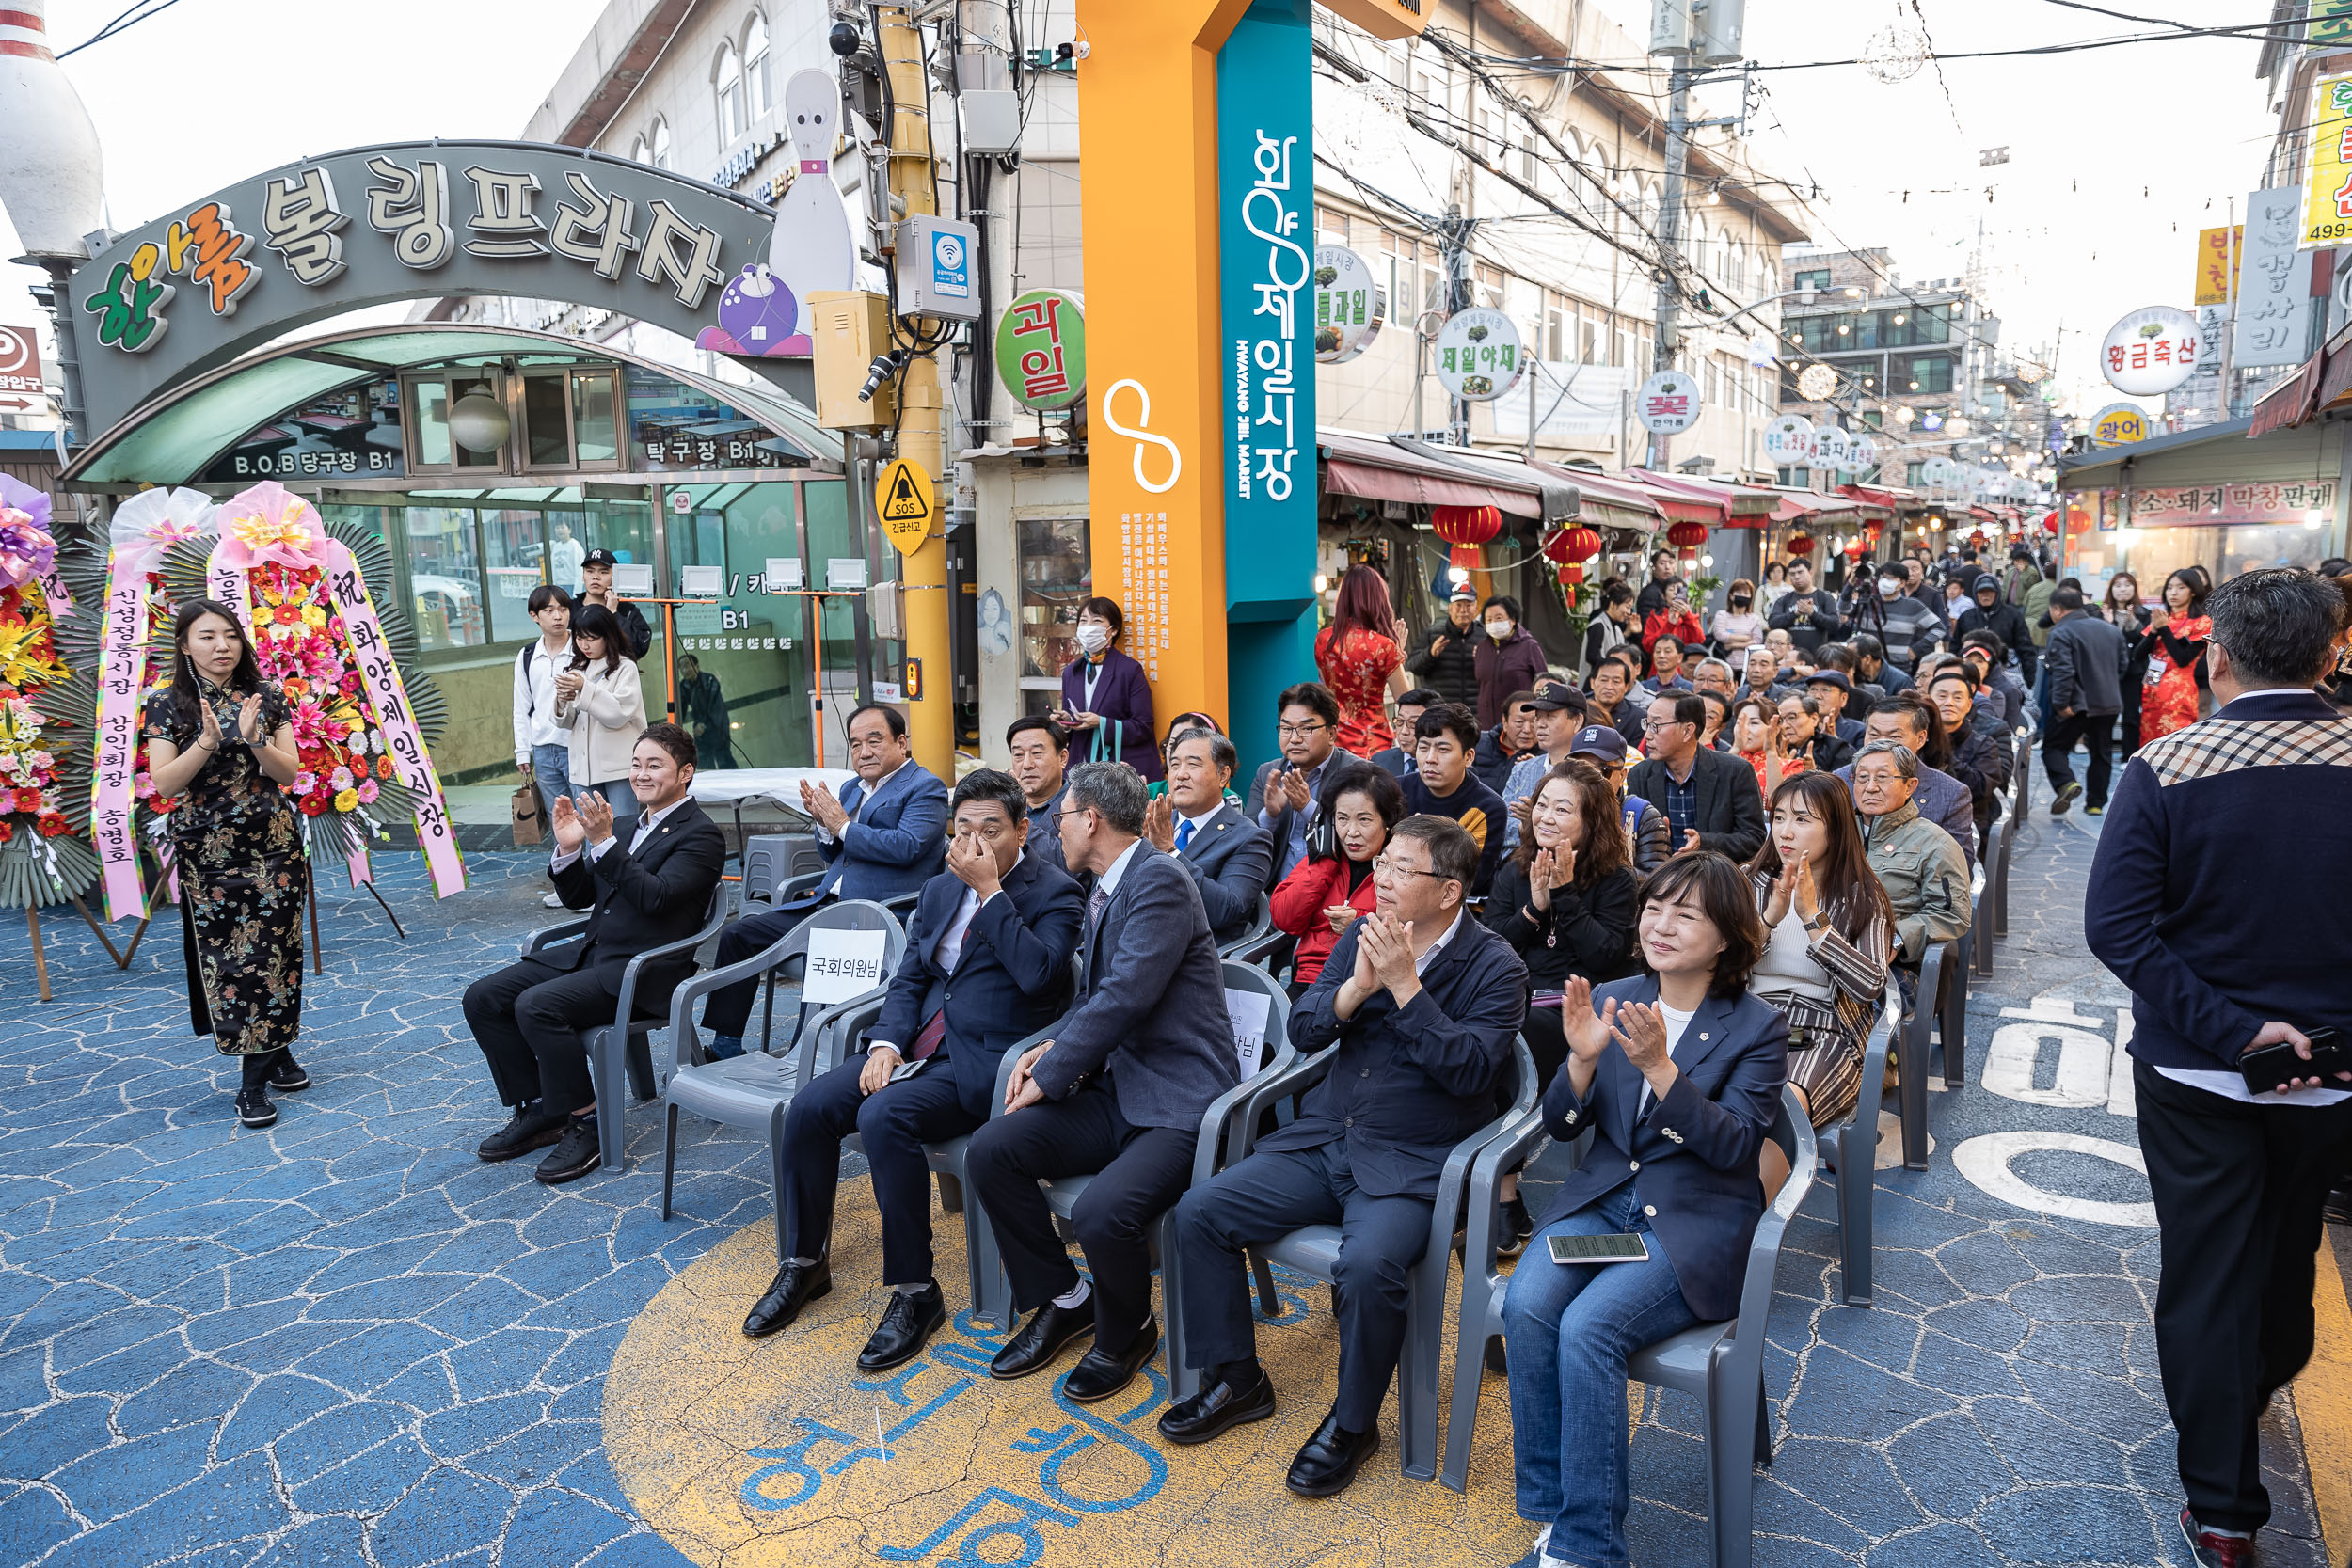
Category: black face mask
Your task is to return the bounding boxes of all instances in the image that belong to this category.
[1730,597,1751,610]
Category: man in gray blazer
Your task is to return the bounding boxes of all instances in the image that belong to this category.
[965,762,1241,1405]
[1145,727,1273,946]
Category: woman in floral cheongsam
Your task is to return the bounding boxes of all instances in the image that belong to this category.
[142,599,311,1129]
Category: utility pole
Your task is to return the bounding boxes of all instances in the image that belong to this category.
[1649,61,1693,473]
[1441,202,1472,445]
[873,3,954,776]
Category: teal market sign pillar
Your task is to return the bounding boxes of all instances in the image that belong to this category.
[1216,0,1319,779]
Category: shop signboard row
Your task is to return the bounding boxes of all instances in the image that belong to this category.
[1762,414,1878,472]
[2121,481,2335,528]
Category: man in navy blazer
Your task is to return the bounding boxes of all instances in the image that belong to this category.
[2083,570,2352,1562]
[1144,727,1273,946]
[739,771,1082,1367]
[965,762,1240,1405]
[1163,816,1525,1498]
[698,704,949,1054]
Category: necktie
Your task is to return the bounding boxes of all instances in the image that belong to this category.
[908,1007,946,1060]
[1174,817,1195,854]
[1087,882,1111,937]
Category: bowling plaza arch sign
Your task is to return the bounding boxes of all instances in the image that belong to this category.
[65,140,810,436]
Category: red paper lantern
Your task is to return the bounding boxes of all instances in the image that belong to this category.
[1967,530,1990,550]
[1785,531,1816,557]
[1665,519,1708,563]
[1542,523,1602,585]
[1431,503,1502,571]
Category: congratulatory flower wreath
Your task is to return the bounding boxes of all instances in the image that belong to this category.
[0,474,97,911]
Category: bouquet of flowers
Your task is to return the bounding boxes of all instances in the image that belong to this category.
[246,555,408,828]
[0,475,98,910]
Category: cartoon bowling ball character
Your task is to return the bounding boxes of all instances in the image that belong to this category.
[715,264,799,353]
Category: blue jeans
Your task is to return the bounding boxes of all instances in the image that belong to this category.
[1503,1185,1699,1568]
[529,742,573,811]
[593,776,638,825]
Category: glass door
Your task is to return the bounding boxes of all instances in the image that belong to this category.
[663,480,812,769]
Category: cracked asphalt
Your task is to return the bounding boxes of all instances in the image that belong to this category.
[0,822,2335,1566]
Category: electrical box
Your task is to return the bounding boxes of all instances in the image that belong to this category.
[1691,0,1744,64]
[1647,0,1691,55]
[895,214,983,323]
[866,579,906,641]
[960,90,1021,155]
[805,289,895,429]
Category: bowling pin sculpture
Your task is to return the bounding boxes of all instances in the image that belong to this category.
[0,2,109,264]
[698,68,856,359]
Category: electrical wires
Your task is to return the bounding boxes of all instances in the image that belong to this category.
[56,0,184,59]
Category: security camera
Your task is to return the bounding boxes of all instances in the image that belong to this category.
[828,21,861,57]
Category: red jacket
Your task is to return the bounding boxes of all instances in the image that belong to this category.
[1269,855,1378,985]
[1641,609,1705,658]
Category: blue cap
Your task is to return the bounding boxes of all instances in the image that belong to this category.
[1569,725,1628,763]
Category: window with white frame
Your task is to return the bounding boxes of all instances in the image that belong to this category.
[717,42,744,141]
[650,118,672,169]
[744,13,771,119]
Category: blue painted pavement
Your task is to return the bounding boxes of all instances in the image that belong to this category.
[0,827,2331,1566]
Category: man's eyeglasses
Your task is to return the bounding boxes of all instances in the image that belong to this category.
[1642,716,1691,734]
[1277,721,1328,738]
[1371,856,1451,883]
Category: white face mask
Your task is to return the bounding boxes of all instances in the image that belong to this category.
[1485,619,1512,640]
[1075,623,1110,656]
[1878,578,1904,597]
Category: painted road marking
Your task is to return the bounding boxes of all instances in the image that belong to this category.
[2306,1227,2352,1568]
[1950,1132,2158,1228]
[605,1180,1542,1566]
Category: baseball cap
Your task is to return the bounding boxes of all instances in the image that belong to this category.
[1449,583,1478,603]
[1568,725,1628,764]
[1530,680,1587,714]
[1804,669,1853,694]
[581,547,620,568]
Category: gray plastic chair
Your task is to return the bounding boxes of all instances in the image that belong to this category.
[811,950,1089,1329]
[741,832,825,907]
[655,900,906,1259]
[1828,992,1901,1304]
[1973,817,2003,977]
[1443,1085,1817,1568]
[518,884,730,1179]
[1230,1033,1538,1483]
[1219,894,1276,962]
[1895,941,1948,1172]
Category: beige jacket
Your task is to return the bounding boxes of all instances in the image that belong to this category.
[556,657,647,785]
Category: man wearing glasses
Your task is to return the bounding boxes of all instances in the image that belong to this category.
[1248,682,1350,891]
[1625,692,1765,862]
[1161,816,1526,1497]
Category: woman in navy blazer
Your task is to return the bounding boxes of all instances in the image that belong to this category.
[1502,851,1788,1568]
[1056,597,1161,781]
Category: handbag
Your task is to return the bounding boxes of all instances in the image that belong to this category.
[511,781,546,847]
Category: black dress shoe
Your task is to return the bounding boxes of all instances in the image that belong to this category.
[991,1299,1096,1380]
[1285,1407,1380,1497]
[1062,1313,1157,1403]
[742,1259,833,1338]
[266,1054,310,1093]
[533,1117,603,1184]
[234,1085,277,1129]
[2325,1185,2352,1227]
[478,1102,567,1162]
[1156,1370,1277,1445]
[857,1284,946,1373]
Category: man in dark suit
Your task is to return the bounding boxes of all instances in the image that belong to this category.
[1143,727,1273,946]
[1007,715,1071,870]
[964,762,1241,1403]
[739,770,1083,1366]
[1627,692,1765,861]
[698,704,949,1056]
[1371,689,1440,777]
[1162,816,1524,1497]
[1471,690,1538,793]
[1248,682,1343,891]
[2084,570,2352,1568]
[463,723,726,1184]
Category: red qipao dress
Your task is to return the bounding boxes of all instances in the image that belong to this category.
[1314,625,1403,756]
[2139,614,2211,746]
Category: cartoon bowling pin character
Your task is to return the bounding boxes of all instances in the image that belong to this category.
[699,68,856,359]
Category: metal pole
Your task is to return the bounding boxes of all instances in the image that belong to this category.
[1649,62,1693,472]
[1442,204,1470,445]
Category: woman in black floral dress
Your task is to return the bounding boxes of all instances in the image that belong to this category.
[142,599,310,1128]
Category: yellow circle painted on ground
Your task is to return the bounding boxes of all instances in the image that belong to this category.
[603,1178,1553,1566]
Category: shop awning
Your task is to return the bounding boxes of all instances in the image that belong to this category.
[1838,483,1929,517]
[1768,489,1862,523]
[2248,356,2320,438]
[1317,429,1547,518]
[1625,468,1780,529]
[60,322,840,487]
[1529,463,1664,533]
[1391,439,1580,525]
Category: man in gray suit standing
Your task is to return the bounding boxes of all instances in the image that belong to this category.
[1144,726,1273,946]
[965,762,1241,1404]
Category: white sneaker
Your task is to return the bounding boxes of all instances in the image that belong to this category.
[542,892,564,908]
